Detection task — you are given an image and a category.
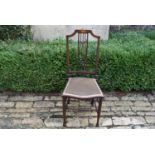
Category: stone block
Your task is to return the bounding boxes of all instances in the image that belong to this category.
[145,116,155,124]
[121,93,148,101]
[44,118,63,128]
[50,108,62,112]
[145,112,155,116]
[101,118,113,126]
[102,101,116,106]
[104,96,119,101]
[136,112,146,116]
[5,108,27,113]
[133,125,149,129]
[67,118,80,128]
[122,111,136,116]
[0,102,15,108]
[101,111,115,116]
[112,117,146,126]
[27,108,50,113]
[77,112,91,117]
[16,102,33,108]
[9,95,42,101]
[89,117,97,127]
[79,101,91,107]
[44,96,62,101]
[148,125,155,129]
[33,101,55,108]
[12,119,22,126]
[111,126,132,129]
[0,95,8,101]
[66,111,76,117]
[101,107,111,112]
[147,94,155,101]
[114,101,134,106]
[8,113,30,118]
[133,101,151,107]
[131,106,155,112]
[0,119,13,128]
[79,118,89,127]
[22,118,44,128]
[112,106,131,112]
[88,117,112,127]
[55,101,62,107]
[0,113,8,118]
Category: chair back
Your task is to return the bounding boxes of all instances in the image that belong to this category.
[66,29,100,77]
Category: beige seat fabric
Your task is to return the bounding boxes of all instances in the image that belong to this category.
[63,77,104,99]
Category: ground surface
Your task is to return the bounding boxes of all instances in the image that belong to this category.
[0,91,155,129]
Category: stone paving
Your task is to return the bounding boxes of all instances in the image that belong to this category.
[0,91,155,129]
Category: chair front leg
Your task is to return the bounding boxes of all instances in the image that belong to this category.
[96,97,102,127]
[63,96,67,127]
[90,98,94,106]
[66,97,70,109]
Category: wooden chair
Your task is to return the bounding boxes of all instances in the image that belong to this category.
[62,29,104,127]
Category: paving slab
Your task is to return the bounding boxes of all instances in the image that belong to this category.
[112,117,146,126]
[121,93,148,101]
[0,92,154,128]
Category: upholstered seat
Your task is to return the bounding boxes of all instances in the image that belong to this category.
[63,77,104,99]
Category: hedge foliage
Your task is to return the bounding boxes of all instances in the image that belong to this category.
[0,31,155,92]
[0,25,31,40]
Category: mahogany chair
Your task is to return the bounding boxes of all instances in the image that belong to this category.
[62,29,104,127]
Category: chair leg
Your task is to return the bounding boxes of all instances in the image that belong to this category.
[66,97,70,109]
[63,96,67,127]
[96,97,102,127]
[90,98,94,106]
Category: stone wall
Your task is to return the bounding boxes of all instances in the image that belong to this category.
[110,25,155,32]
[31,25,110,41]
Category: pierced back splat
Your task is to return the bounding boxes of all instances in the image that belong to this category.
[66,29,100,76]
[78,32,88,71]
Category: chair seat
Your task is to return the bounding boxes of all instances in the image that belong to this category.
[63,77,104,99]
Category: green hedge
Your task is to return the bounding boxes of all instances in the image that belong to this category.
[0,31,155,92]
[0,25,31,40]
[0,40,66,92]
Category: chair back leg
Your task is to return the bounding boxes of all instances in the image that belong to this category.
[63,96,67,127]
[96,97,103,127]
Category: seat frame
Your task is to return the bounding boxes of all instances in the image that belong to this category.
[62,29,104,127]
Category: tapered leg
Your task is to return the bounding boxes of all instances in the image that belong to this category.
[96,97,102,127]
[90,98,94,106]
[66,97,70,109]
[63,96,67,127]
